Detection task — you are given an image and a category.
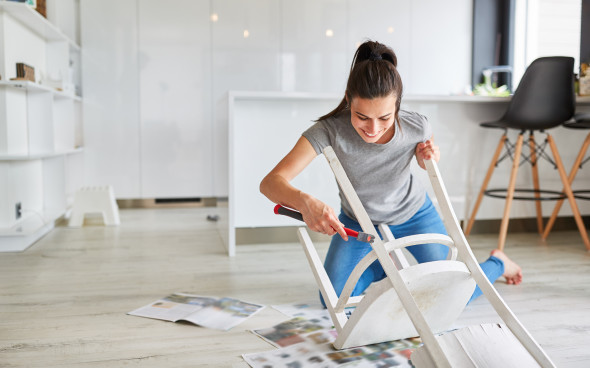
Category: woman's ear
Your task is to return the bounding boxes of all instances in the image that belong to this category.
[345,93,350,108]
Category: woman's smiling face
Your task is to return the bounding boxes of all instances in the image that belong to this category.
[349,94,397,144]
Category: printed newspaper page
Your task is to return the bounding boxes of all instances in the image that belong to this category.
[244,302,419,367]
[128,292,265,330]
[246,318,418,368]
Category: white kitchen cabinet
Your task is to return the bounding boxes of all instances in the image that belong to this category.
[80,0,141,198]
[280,0,348,93]
[138,0,213,198]
[211,0,281,197]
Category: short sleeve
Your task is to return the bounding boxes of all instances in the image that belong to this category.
[399,110,431,143]
[302,120,331,155]
[419,113,432,142]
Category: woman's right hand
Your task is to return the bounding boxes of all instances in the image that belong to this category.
[260,136,349,239]
[300,194,349,241]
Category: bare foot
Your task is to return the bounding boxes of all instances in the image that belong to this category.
[491,249,523,285]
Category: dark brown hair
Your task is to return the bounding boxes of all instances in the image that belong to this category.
[316,40,403,126]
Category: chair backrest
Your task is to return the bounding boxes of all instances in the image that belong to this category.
[503,56,575,130]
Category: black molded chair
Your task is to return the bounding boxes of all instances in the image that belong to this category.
[542,114,590,240]
[464,57,590,251]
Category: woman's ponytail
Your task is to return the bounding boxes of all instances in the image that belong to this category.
[316,40,403,125]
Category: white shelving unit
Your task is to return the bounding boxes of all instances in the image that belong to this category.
[0,80,81,100]
[0,0,82,252]
[0,1,78,44]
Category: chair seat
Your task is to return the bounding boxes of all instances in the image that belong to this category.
[480,119,565,131]
[411,323,542,368]
[480,121,510,129]
[333,260,476,349]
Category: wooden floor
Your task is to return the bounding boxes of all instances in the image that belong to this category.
[1,207,589,367]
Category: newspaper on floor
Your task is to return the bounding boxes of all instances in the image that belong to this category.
[245,302,421,367]
[254,316,336,347]
[271,301,355,328]
[272,301,331,321]
[245,323,419,368]
[128,292,265,331]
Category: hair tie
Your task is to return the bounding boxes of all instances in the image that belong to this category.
[369,52,382,61]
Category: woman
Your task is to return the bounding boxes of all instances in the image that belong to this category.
[260,40,522,305]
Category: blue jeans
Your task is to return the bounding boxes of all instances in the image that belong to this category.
[321,195,504,307]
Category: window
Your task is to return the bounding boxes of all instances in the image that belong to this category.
[513,0,582,87]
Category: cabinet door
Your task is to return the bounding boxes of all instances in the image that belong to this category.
[81,0,141,198]
[280,0,348,93]
[348,0,411,89]
[138,0,213,198]
[211,0,281,197]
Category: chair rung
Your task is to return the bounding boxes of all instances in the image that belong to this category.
[384,233,455,252]
[345,296,363,309]
[484,188,566,201]
[573,190,590,201]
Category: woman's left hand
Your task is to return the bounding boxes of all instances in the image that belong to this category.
[415,138,440,170]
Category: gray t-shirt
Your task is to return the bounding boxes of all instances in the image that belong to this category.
[302,109,431,225]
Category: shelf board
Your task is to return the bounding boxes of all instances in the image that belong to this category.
[0,80,81,101]
[0,219,54,252]
[0,208,69,252]
[0,1,80,48]
[0,147,84,161]
[0,209,63,236]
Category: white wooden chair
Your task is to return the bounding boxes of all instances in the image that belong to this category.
[296,146,555,367]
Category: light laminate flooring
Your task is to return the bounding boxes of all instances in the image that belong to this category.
[1,207,589,367]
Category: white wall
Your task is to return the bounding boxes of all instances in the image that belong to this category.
[81,0,473,199]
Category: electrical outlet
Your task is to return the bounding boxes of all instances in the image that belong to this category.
[15,202,22,220]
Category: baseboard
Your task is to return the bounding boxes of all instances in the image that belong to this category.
[117,197,218,208]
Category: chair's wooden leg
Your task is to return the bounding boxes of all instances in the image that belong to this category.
[465,134,507,235]
[543,132,590,240]
[498,133,524,251]
[297,228,348,331]
[529,134,544,234]
[546,134,590,250]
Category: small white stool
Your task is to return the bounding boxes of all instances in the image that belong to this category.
[68,185,120,227]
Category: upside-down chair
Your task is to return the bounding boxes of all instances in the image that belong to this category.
[296,146,554,367]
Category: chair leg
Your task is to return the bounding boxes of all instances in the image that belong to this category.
[545,134,590,250]
[543,132,590,240]
[465,134,507,235]
[498,133,525,251]
[529,134,544,235]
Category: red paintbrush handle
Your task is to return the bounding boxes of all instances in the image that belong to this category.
[275,205,361,238]
[344,228,359,237]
